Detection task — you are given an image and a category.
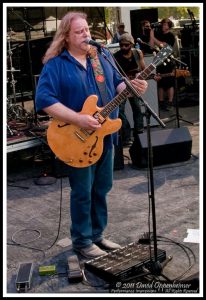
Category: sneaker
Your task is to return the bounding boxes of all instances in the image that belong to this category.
[95,238,121,251]
[73,244,107,259]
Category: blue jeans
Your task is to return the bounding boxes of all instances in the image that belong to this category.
[119,97,144,140]
[68,148,113,249]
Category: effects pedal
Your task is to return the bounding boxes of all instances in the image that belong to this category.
[15,262,33,292]
[138,232,153,244]
[67,255,83,283]
[39,265,56,276]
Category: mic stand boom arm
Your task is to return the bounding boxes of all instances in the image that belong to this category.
[99,48,167,273]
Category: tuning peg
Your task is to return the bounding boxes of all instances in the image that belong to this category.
[163,62,167,66]
[167,58,170,62]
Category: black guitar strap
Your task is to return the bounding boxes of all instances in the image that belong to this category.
[131,49,141,71]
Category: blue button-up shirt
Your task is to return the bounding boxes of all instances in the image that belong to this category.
[35,48,123,147]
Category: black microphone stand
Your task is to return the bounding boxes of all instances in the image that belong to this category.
[98,46,169,276]
[163,56,194,127]
[136,40,195,127]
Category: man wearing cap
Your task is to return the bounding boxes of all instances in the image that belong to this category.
[111,22,127,43]
[114,33,146,145]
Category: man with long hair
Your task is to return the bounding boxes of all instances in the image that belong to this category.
[35,11,148,259]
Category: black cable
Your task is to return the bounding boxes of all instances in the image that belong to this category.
[82,269,110,288]
[7,184,29,189]
[7,177,64,256]
[156,235,197,281]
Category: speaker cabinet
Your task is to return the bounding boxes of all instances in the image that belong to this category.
[125,55,159,128]
[129,127,192,168]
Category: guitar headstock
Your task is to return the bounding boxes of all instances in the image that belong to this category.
[153,45,173,68]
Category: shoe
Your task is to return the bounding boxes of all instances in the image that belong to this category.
[159,102,169,111]
[122,139,132,147]
[166,102,173,111]
[73,244,107,259]
[95,238,121,251]
[136,129,144,134]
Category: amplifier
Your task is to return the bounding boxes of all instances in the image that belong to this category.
[84,242,166,282]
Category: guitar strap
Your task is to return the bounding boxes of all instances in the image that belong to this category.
[131,49,141,72]
[89,47,108,106]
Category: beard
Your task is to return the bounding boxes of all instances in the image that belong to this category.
[121,48,131,55]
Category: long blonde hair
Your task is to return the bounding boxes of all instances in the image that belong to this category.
[42,11,87,64]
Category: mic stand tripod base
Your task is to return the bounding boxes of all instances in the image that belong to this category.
[141,255,173,280]
[34,175,57,186]
[162,114,195,126]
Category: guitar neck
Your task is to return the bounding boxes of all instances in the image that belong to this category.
[100,63,156,118]
[159,72,174,78]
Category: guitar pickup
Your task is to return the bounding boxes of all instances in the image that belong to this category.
[93,112,106,124]
[74,131,86,142]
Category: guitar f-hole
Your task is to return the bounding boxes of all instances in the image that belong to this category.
[58,123,70,128]
[89,136,98,157]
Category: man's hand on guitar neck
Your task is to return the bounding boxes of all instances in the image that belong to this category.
[130,77,148,94]
[116,77,148,96]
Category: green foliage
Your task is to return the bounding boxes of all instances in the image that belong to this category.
[146,6,200,20]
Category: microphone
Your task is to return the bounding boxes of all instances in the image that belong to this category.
[84,38,104,51]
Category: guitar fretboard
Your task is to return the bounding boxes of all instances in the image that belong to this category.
[100,63,156,119]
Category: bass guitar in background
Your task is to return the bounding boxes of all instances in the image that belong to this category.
[149,69,191,80]
[127,68,191,81]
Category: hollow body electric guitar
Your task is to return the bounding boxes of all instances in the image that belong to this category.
[47,45,173,168]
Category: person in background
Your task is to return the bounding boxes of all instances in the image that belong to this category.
[152,18,176,111]
[35,12,148,259]
[111,22,127,44]
[138,20,156,55]
[114,33,146,145]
